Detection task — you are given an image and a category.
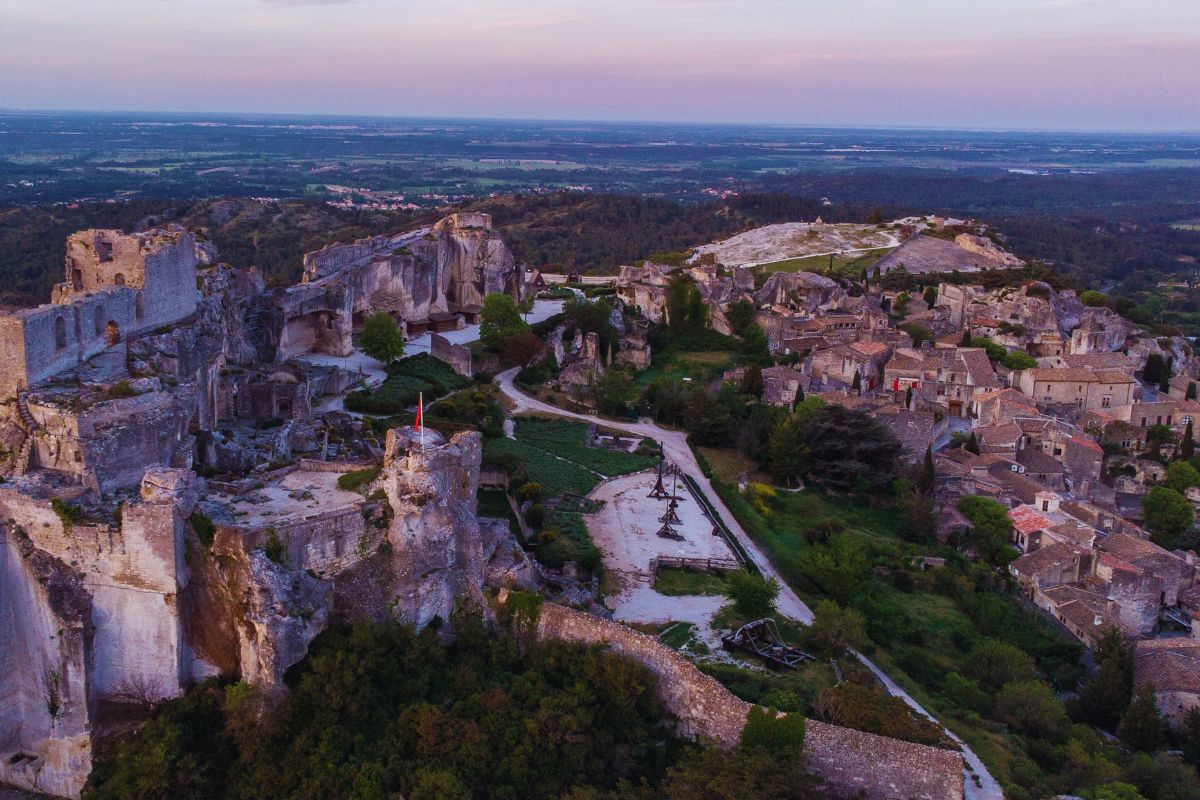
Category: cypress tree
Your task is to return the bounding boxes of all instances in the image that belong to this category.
[918,446,936,498]
[1187,381,1197,401]
[905,386,913,409]
[851,372,862,394]
[960,329,972,347]
[1144,353,1165,385]
[1182,419,1195,463]
[966,432,981,455]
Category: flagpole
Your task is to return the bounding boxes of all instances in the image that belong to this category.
[418,391,424,454]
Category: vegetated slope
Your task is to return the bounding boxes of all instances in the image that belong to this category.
[0,200,188,305]
[85,620,813,800]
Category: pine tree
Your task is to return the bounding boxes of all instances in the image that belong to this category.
[918,446,935,498]
[1118,683,1164,752]
[966,432,980,455]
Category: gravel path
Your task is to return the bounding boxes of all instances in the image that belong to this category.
[495,368,1004,800]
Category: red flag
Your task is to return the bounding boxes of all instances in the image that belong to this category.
[415,393,423,432]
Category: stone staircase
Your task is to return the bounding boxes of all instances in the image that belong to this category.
[12,393,37,476]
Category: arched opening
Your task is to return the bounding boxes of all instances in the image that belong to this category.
[54,316,66,350]
[135,292,144,323]
[106,320,120,346]
[93,307,104,337]
[113,273,125,287]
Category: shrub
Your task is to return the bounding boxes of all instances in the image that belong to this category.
[189,511,216,547]
[51,498,84,528]
[262,529,286,565]
[723,571,779,619]
[337,466,381,493]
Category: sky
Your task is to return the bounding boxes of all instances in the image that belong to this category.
[1,0,1198,132]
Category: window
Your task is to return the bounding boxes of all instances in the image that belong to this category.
[93,307,104,337]
[113,272,125,286]
[1102,396,1111,408]
[54,316,66,350]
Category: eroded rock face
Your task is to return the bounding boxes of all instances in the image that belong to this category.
[236,552,331,687]
[0,527,94,799]
[300,212,522,325]
[379,427,487,628]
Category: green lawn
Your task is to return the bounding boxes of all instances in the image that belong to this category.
[653,567,730,596]
[483,437,601,497]
[512,417,657,477]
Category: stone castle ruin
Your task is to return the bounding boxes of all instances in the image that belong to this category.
[0,217,967,799]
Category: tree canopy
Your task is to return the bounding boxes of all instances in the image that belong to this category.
[480,292,530,351]
[358,311,405,364]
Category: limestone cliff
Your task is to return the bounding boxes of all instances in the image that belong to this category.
[0,526,94,799]
[379,427,487,627]
[301,212,522,323]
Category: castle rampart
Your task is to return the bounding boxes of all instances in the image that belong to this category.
[532,601,965,800]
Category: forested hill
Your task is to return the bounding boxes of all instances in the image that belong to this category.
[1,187,1198,308]
[0,193,877,304]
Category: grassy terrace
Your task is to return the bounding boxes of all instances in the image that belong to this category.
[483,417,657,572]
[483,416,656,498]
[756,246,893,278]
[634,349,732,387]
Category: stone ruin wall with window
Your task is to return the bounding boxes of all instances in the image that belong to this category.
[0,227,199,400]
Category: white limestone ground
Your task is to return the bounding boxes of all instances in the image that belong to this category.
[207,469,364,528]
[690,222,901,268]
[587,471,737,648]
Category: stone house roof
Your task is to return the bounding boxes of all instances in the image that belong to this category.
[1017,448,1064,474]
[1061,353,1135,371]
[1010,541,1086,579]
[975,421,1023,449]
[1010,505,1055,536]
[1135,639,1200,696]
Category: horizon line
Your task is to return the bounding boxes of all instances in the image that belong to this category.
[3,106,1200,138]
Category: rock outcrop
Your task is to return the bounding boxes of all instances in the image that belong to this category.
[379,427,488,628]
[276,212,523,359]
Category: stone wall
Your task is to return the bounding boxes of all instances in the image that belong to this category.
[29,389,197,492]
[431,334,473,377]
[533,602,964,800]
[228,501,387,578]
[60,227,198,334]
[0,226,198,400]
[0,471,194,705]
